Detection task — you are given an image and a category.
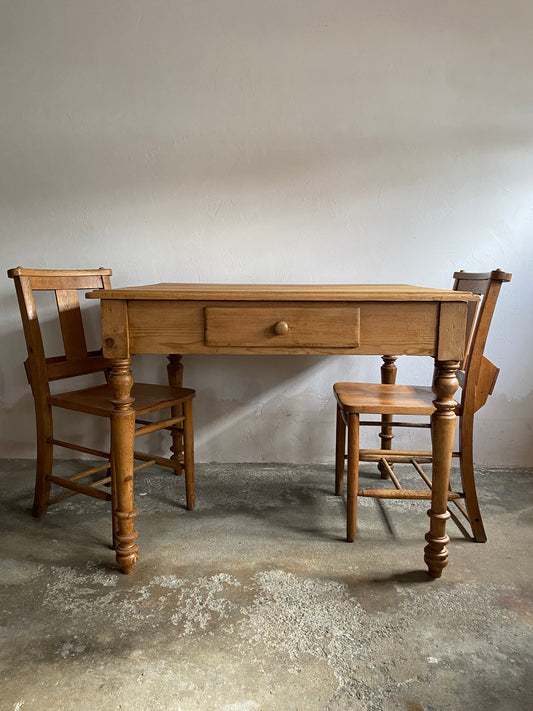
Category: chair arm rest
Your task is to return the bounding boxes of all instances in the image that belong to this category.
[474,356,500,412]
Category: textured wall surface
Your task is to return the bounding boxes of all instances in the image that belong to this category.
[1,1,532,465]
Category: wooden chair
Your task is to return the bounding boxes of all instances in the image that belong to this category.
[333,269,512,543]
[7,267,195,542]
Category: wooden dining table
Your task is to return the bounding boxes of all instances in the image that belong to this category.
[86,283,480,577]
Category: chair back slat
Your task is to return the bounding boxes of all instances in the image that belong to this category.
[47,354,109,382]
[7,268,113,393]
[56,289,89,361]
[452,269,511,412]
[452,273,489,363]
[453,274,492,294]
[30,274,112,291]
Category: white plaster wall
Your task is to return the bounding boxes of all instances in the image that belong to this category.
[1,1,532,466]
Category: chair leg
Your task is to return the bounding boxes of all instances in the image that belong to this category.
[182,399,195,510]
[33,404,54,517]
[335,405,346,495]
[346,412,360,542]
[459,413,487,542]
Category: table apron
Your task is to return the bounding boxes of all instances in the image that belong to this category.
[100,300,468,360]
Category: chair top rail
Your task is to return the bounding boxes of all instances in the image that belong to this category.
[8,267,112,278]
[8,267,112,291]
[453,268,512,285]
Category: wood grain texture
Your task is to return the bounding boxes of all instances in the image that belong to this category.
[205,305,360,348]
[437,302,468,361]
[119,300,451,357]
[87,282,481,302]
[100,300,129,359]
[334,382,435,415]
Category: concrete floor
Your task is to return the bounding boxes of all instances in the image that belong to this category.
[0,459,532,711]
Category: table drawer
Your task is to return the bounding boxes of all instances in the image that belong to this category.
[204,305,360,348]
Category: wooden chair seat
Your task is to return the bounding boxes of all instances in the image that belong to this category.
[333,269,511,545]
[333,382,435,415]
[50,383,196,418]
[8,267,196,568]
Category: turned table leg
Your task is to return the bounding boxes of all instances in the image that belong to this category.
[424,360,460,578]
[167,354,184,474]
[109,358,139,574]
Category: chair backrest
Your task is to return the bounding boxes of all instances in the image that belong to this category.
[452,269,512,414]
[7,267,112,398]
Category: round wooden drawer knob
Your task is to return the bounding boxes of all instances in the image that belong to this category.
[274,320,289,335]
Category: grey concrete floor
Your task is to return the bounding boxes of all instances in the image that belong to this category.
[0,459,532,711]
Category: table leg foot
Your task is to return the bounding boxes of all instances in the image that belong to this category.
[424,510,451,578]
[115,507,139,574]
